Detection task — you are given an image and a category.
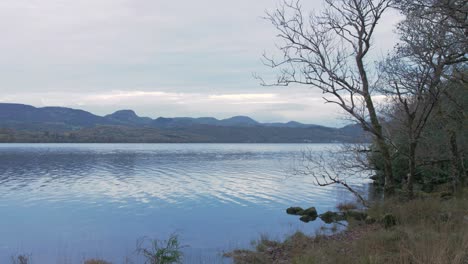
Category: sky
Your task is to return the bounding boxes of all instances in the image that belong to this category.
[0,0,401,126]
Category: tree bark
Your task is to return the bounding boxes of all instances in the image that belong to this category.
[407,140,417,198]
[449,131,466,197]
[359,48,395,196]
[364,93,395,196]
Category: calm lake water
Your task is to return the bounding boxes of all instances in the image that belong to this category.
[0,144,370,263]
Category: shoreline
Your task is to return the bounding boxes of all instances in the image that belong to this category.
[225,190,468,264]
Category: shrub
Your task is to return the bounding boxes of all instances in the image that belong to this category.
[11,254,30,264]
[136,234,183,264]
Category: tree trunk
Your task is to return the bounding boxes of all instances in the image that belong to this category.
[407,140,417,199]
[376,137,395,196]
[449,131,466,197]
[364,94,395,196]
[358,46,395,196]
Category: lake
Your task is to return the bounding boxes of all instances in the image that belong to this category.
[0,144,370,263]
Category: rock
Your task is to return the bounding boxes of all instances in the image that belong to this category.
[302,207,318,217]
[286,207,304,215]
[381,214,397,229]
[299,215,317,223]
[345,210,368,221]
[319,211,345,224]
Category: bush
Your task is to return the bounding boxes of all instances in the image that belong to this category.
[11,254,30,264]
[136,234,184,264]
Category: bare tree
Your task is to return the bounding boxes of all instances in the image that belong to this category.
[396,0,468,38]
[380,56,444,198]
[394,0,467,82]
[379,0,468,197]
[428,80,467,195]
[293,143,374,207]
[262,0,395,195]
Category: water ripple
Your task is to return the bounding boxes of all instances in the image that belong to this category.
[0,143,370,263]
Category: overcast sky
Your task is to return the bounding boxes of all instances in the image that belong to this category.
[0,0,401,126]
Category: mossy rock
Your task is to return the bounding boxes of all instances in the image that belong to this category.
[286,207,304,215]
[319,211,345,224]
[345,210,367,221]
[299,215,317,223]
[381,213,397,229]
[302,207,318,217]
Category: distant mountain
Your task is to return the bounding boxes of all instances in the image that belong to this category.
[219,116,259,126]
[338,123,367,138]
[0,103,114,131]
[0,103,368,143]
[264,121,324,128]
[150,116,260,128]
[105,110,152,126]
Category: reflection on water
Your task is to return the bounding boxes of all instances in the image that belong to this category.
[0,144,369,263]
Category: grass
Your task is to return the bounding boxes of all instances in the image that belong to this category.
[336,202,358,212]
[10,255,31,264]
[136,234,183,264]
[10,235,184,264]
[226,190,468,264]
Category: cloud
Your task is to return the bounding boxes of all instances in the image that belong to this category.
[0,88,345,125]
[0,0,399,126]
[208,93,287,104]
[88,91,185,102]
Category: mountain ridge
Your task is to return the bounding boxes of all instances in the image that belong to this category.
[0,103,366,143]
[0,103,340,129]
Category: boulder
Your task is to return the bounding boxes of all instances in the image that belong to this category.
[286,207,304,215]
[319,211,345,224]
[302,207,318,217]
[299,215,318,223]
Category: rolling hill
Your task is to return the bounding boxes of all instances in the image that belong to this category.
[0,103,366,143]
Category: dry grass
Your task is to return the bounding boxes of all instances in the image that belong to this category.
[336,202,358,212]
[227,192,468,264]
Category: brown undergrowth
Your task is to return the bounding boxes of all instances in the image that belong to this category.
[226,191,468,264]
